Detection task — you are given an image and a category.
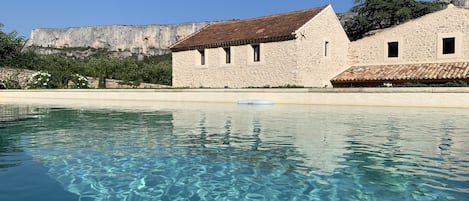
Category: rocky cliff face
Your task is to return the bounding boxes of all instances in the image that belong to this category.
[438,0,469,7]
[25,22,210,57]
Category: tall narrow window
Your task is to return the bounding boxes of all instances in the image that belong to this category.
[224,47,231,64]
[198,49,205,65]
[387,42,399,58]
[324,41,329,57]
[443,37,455,54]
[252,44,260,62]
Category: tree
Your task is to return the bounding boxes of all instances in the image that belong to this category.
[0,23,25,67]
[345,0,447,40]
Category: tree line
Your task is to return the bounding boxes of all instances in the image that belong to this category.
[345,0,447,40]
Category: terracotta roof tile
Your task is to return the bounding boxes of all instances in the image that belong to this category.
[331,62,469,83]
[170,5,329,52]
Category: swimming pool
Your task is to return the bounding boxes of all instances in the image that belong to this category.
[1,102,468,200]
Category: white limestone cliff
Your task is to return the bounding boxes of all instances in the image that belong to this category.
[25,22,210,56]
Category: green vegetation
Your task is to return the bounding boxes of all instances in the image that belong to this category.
[0,23,172,89]
[247,84,305,88]
[0,23,25,67]
[397,81,468,87]
[345,0,447,40]
[25,53,172,88]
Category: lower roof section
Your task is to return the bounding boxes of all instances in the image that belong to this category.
[331,62,469,85]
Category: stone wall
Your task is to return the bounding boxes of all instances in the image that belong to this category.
[348,5,469,66]
[295,6,350,87]
[2,88,469,108]
[0,68,35,88]
[25,22,211,56]
[173,40,298,88]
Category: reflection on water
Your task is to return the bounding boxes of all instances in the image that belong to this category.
[0,103,468,200]
[0,105,39,170]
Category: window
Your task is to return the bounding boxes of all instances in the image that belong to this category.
[224,47,231,64]
[387,42,399,58]
[443,37,455,55]
[198,49,205,65]
[252,44,260,62]
[324,41,329,57]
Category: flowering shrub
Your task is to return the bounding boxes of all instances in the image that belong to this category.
[28,72,52,89]
[69,74,90,89]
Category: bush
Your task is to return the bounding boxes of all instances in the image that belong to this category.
[69,74,89,89]
[1,79,21,89]
[28,71,53,89]
[397,81,468,87]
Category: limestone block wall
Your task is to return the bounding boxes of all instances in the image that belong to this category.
[295,6,350,87]
[0,68,35,88]
[172,40,298,88]
[25,23,210,56]
[348,5,469,66]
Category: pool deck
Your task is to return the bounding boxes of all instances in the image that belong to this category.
[1,88,469,108]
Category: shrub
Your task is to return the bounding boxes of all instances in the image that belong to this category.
[69,74,89,89]
[28,71,53,89]
[0,79,21,89]
[398,81,468,87]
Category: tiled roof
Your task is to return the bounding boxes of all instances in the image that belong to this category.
[170,5,329,52]
[331,62,469,83]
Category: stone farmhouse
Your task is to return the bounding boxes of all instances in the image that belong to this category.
[170,4,469,88]
[332,4,469,87]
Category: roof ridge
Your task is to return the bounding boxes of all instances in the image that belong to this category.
[204,4,329,27]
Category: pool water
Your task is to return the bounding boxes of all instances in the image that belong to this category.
[0,102,468,201]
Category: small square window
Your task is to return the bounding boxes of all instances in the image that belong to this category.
[198,49,205,65]
[443,37,455,55]
[252,44,260,62]
[387,42,399,58]
[224,47,231,64]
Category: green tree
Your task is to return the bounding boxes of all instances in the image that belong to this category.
[345,0,447,40]
[0,23,25,67]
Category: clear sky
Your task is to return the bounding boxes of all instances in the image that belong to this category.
[0,0,355,38]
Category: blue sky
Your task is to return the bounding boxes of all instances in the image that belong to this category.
[0,0,355,38]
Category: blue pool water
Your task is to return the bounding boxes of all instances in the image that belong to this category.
[0,102,468,201]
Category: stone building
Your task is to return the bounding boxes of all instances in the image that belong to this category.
[170,5,350,88]
[332,4,469,87]
[171,4,469,88]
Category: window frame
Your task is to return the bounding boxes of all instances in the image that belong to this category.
[437,33,462,59]
[442,37,455,55]
[224,47,231,64]
[252,44,260,62]
[324,41,330,57]
[387,41,399,58]
[198,49,205,66]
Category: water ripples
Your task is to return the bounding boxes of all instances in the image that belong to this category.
[1,104,469,200]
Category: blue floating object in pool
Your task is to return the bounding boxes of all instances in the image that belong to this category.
[237,99,274,105]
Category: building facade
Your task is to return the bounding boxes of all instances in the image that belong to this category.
[171,4,469,88]
[170,5,350,88]
[332,4,469,87]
